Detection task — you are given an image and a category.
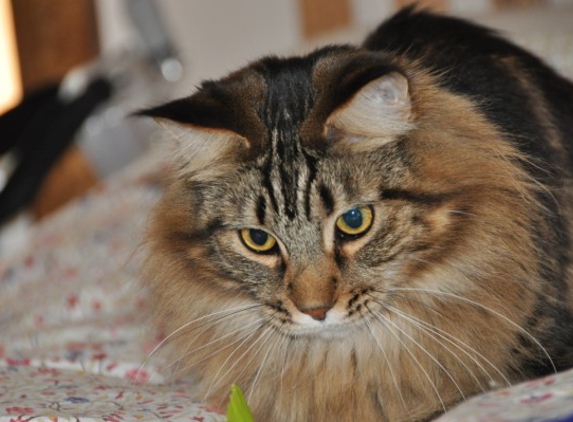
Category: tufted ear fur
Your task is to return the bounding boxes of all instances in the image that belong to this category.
[137,74,265,178]
[326,71,412,143]
[137,96,249,178]
[152,119,248,179]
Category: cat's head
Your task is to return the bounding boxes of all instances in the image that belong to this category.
[142,45,535,338]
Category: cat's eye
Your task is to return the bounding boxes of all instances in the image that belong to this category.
[335,205,374,238]
[240,228,278,253]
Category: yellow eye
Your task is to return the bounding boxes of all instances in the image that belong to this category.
[335,205,374,237]
[240,228,277,253]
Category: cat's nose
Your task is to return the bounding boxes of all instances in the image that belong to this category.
[300,306,331,321]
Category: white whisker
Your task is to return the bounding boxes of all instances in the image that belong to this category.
[276,331,291,412]
[168,318,263,371]
[375,308,466,400]
[366,304,447,413]
[204,324,275,401]
[387,306,486,391]
[169,322,263,380]
[247,330,283,401]
[363,317,408,410]
[229,323,277,387]
[132,304,259,386]
[386,304,511,388]
[387,287,557,373]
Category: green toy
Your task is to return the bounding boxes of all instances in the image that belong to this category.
[226,384,255,422]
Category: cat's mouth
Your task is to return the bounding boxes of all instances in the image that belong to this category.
[265,296,377,337]
[272,316,364,338]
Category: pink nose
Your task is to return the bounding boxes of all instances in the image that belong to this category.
[300,306,331,321]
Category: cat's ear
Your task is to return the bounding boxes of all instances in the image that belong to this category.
[137,99,247,175]
[137,82,259,143]
[325,71,412,142]
[137,83,261,176]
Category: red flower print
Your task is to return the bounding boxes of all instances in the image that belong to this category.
[24,255,34,267]
[6,407,34,414]
[38,368,60,376]
[136,297,147,309]
[125,368,149,383]
[67,294,79,308]
[6,358,31,366]
[64,268,78,278]
[66,341,88,349]
[104,412,125,422]
[92,352,108,360]
[201,406,225,415]
[520,392,553,404]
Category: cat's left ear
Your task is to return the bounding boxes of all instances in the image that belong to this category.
[135,78,265,176]
[325,71,412,140]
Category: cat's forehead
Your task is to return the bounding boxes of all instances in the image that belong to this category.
[205,45,395,147]
[141,45,403,154]
[252,55,318,136]
[239,44,358,101]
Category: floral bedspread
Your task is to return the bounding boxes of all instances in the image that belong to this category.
[0,152,225,421]
[1,28,573,422]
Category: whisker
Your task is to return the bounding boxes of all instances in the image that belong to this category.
[139,304,260,373]
[133,304,260,386]
[167,318,263,372]
[168,322,263,381]
[404,256,559,305]
[385,305,487,392]
[204,323,275,400]
[362,317,408,411]
[370,289,504,386]
[385,303,511,388]
[385,287,557,373]
[447,209,478,218]
[374,308,466,400]
[366,304,447,413]
[276,331,292,412]
[408,256,489,281]
[247,330,283,401]
[227,322,278,387]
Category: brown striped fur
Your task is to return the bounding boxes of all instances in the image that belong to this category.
[141,8,573,421]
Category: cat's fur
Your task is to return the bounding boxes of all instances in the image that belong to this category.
[141,7,573,421]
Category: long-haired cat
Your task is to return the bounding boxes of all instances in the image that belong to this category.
[140,7,573,421]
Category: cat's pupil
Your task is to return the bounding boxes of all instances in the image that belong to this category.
[250,229,268,246]
[343,208,363,229]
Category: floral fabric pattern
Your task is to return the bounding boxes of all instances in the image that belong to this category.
[0,151,224,421]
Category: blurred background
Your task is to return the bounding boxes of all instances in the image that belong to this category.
[0,0,572,254]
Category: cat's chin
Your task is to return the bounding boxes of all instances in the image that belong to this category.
[271,317,363,339]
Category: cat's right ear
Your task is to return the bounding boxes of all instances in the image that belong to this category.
[325,71,413,147]
[136,87,258,175]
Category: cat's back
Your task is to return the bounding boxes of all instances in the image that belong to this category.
[365,7,573,167]
[364,6,528,60]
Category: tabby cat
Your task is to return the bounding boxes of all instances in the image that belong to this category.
[140,7,573,421]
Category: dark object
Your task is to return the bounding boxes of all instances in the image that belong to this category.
[0,78,112,225]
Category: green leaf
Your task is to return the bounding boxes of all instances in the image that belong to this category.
[226,384,255,422]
